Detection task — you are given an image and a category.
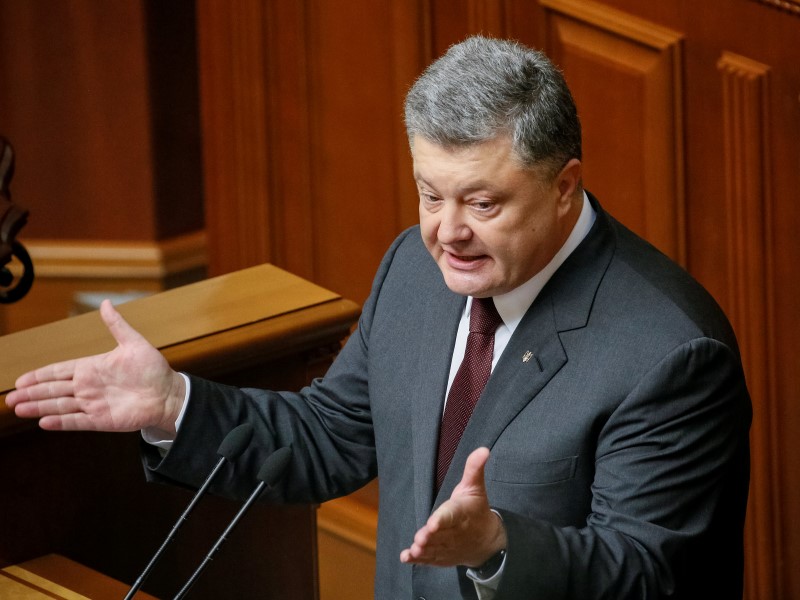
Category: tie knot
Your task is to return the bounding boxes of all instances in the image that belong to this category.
[470,297,503,334]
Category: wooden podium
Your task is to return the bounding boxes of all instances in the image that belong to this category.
[0,264,360,599]
[1,554,159,599]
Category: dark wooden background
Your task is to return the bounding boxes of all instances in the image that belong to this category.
[1,1,798,598]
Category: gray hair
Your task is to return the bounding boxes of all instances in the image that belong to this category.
[404,35,581,175]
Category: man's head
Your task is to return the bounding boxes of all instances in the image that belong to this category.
[404,35,581,177]
[405,37,584,298]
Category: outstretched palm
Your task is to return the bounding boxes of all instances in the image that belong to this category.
[6,299,183,434]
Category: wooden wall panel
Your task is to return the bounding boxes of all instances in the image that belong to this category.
[0,0,202,242]
[317,496,377,600]
[591,4,799,598]
[188,2,800,598]
[466,0,506,32]
[4,1,800,598]
[262,1,316,280]
[0,1,154,239]
[541,0,685,263]
[304,1,409,300]
[0,0,205,332]
[717,51,781,600]
[195,0,274,277]
[197,0,428,306]
[390,1,435,231]
[144,1,205,240]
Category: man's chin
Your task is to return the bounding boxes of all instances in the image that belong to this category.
[440,270,494,298]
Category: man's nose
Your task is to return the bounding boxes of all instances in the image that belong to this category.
[437,203,471,244]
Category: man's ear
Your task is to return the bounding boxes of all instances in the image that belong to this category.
[556,158,582,203]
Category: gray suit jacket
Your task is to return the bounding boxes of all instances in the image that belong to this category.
[146,194,751,599]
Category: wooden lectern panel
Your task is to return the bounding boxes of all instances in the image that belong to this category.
[0,263,352,396]
[0,264,361,600]
[1,554,158,600]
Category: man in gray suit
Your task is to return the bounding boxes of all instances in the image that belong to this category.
[6,36,750,599]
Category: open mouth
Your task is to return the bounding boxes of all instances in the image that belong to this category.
[445,251,488,269]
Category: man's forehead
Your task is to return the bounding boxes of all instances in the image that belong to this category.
[411,135,546,187]
[410,133,513,153]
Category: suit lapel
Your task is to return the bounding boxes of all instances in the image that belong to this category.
[410,282,465,526]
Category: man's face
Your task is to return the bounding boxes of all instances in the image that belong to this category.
[413,135,580,298]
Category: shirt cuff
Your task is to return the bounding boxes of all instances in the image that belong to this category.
[467,552,505,599]
[140,372,191,450]
[466,509,506,599]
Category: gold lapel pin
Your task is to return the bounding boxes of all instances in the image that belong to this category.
[522,351,533,363]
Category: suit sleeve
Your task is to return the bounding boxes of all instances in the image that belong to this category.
[495,337,751,599]
[141,228,417,504]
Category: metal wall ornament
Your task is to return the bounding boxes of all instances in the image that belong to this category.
[0,137,35,304]
[751,0,800,16]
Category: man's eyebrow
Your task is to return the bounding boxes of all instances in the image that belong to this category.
[413,172,431,187]
[413,173,503,195]
[461,180,503,194]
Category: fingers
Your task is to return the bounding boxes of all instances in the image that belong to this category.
[13,359,77,392]
[7,370,76,413]
[12,395,78,419]
[12,300,141,394]
[38,415,71,431]
[15,378,75,402]
[39,412,96,432]
[400,501,462,565]
[100,299,148,347]
[400,447,497,568]
[399,547,417,563]
[400,530,445,565]
[9,390,104,432]
[11,395,96,431]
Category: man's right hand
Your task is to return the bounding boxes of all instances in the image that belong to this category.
[5,299,185,437]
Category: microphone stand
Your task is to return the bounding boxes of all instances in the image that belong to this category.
[172,446,292,600]
[123,423,253,599]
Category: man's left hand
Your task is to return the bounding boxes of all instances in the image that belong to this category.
[400,447,507,568]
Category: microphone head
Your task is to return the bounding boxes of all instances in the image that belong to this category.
[258,446,292,488]
[217,423,254,461]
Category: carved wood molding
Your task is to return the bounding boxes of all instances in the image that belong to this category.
[541,0,684,49]
[751,0,800,16]
[16,231,207,279]
[540,0,686,264]
[717,51,781,600]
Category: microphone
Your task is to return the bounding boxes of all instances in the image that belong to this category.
[172,446,293,600]
[123,423,254,600]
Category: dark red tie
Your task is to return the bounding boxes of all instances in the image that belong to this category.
[435,297,503,491]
